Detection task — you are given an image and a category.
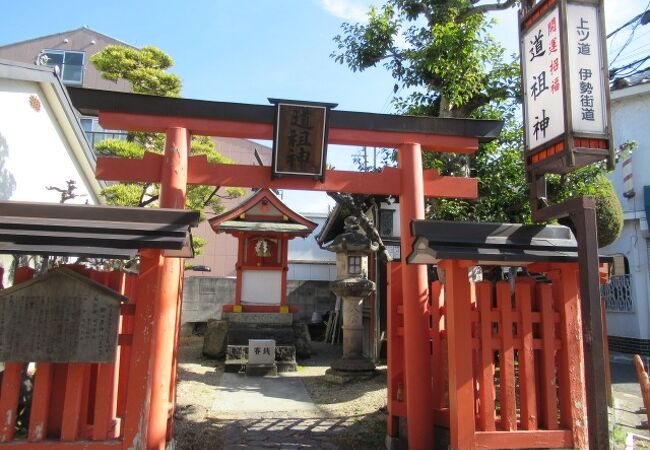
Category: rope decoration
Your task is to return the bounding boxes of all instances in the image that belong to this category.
[254,239,271,257]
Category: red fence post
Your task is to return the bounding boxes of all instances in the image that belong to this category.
[430,280,445,414]
[476,281,495,432]
[60,363,86,441]
[0,363,23,442]
[28,363,54,442]
[516,280,538,431]
[538,283,559,430]
[440,259,476,450]
[93,360,120,440]
[387,262,404,438]
[117,276,137,420]
[122,249,163,449]
[496,281,516,432]
[549,263,588,448]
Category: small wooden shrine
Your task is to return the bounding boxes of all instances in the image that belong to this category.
[209,188,317,314]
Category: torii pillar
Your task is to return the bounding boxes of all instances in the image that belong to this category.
[398,143,433,450]
[148,128,188,448]
[120,127,189,450]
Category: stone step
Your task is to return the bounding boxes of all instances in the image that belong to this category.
[224,360,297,373]
[246,364,278,377]
[227,326,295,345]
[223,312,293,325]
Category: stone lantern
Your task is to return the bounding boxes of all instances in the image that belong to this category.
[325,215,378,380]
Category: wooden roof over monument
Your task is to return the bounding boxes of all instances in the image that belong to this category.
[209,189,317,237]
[0,200,200,258]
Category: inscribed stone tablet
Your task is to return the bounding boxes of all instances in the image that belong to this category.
[0,269,124,363]
[248,339,275,365]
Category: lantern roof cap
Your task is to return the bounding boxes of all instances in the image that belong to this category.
[325,216,379,254]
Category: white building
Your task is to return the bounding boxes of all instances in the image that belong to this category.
[0,59,101,287]
[602,72,650,355]
[288,212,337,281]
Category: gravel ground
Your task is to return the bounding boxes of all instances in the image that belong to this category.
[173,337,388,449]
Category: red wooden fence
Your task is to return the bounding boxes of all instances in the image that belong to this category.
[388,260,589,449]
[0,265,147,449]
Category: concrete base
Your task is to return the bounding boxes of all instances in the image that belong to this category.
[385,434,407,450]
[324,367,376,384]
[246,363,278,377]
[330,357,376,373]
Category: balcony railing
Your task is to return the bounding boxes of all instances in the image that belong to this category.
[85,130,128,148]
[602,274,634,313]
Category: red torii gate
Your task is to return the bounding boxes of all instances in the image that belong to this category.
[69,87,503,450]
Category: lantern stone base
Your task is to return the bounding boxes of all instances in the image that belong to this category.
[325,357,376,384]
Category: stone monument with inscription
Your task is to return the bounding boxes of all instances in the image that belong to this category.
[325,216,377,383]
[0,268,126,363]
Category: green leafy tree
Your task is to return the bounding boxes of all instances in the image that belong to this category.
[426,101,531,224]
[91,45,244,248]
[333,0,526,223]
[334,0,624,247]
[92,45,182,96]
[333,0,521,118]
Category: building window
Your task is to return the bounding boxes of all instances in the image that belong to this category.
[80,117,128,148]
[348,255,362,275]
[38,50,85,85]
[379,209,394,237]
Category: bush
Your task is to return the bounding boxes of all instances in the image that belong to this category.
[555,173,623,248]
[593,175,624,248]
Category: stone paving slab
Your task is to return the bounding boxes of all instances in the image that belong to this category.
[212,373,318,415]
[218,417,345,449]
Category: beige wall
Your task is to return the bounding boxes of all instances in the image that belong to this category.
[0,28,131,92]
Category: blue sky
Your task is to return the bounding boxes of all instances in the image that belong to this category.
[1,0,648,212]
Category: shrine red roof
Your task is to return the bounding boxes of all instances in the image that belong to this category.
[209,189,317,237]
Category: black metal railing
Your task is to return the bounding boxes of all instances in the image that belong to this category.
[602,274,634,312]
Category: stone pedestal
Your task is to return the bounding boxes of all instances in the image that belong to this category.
[341,295,364,359]
[327,277,376,382]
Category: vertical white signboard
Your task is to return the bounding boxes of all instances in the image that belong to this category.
[567,3,607,134]
[523,6,565,150]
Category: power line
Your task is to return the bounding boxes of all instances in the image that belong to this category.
[607,9,650,38]
[613,46,650,67]
[610,1,650,65]
[609,28,650,59]
[610,54,650,78]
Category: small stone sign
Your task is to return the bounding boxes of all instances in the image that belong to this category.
[0,269,126,363]
[248,339,275,365]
